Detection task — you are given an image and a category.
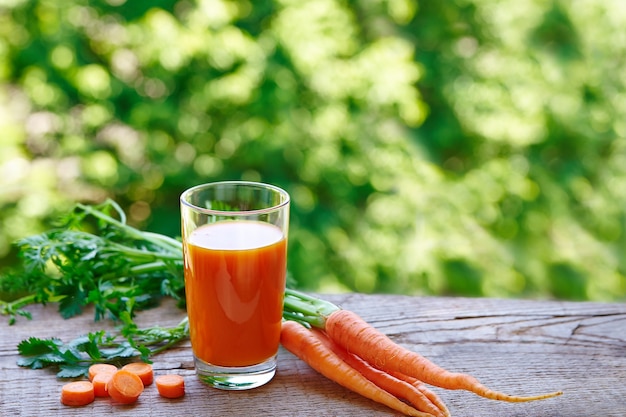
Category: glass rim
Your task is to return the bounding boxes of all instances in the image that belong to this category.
[180,180,290,216]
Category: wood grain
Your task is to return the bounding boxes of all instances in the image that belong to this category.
[1,294,625,416]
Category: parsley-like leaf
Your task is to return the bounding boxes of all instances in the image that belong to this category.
[15,318,188,378]
[17,337,66,369]
[17,337,63,356]
[57,365,90,379]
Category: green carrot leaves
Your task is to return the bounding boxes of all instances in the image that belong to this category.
[0,199,185,324]
[16,317,189,378]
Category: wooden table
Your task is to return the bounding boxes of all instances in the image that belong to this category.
[1,293,625,416]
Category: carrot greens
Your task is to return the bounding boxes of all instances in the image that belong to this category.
[16,315,189,378]
[1,199,185,324]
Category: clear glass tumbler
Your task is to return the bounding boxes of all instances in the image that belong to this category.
[180,181,289,390]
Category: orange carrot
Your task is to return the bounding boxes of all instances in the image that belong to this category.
[122,362,154,386]
[280,320,434,417]
[389,371,451,417]
[325,309,563,402]
[88,363,118,381]
[311,327,445,417]
[92,371,114,397]
[106,369,144,404]
[60,381,95,406]
[155,374,186,399]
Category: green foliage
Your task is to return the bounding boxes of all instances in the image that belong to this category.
[1,0,625,301]
[0,200,185,322]
[17,314,189,377]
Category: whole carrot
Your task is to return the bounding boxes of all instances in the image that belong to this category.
[310,327,447,417]
[280,320,434,417]
[325,309,563,402]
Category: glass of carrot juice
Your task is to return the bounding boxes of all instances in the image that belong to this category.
[180,181,289,390]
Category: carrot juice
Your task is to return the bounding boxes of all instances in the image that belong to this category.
[184,220,287,367]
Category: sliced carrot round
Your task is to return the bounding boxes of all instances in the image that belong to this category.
[60,381,95,406]
[88,363,118,381]
[122,362,154,386]
[107,370,144,404]
[92,371,114,397]
[155,374,185,399]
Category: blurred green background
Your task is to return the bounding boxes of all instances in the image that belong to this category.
[1,0,625,301]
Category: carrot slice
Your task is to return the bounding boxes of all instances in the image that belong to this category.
[92,371,114,397]
[122,362,154,386]
[107,370,144,404]
[88,363,118,381]
[60,381,95,406]
[155,374,185,399]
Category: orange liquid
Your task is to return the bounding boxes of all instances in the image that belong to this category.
[183,221,287,367]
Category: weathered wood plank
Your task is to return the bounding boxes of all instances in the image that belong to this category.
[1,294,625,416]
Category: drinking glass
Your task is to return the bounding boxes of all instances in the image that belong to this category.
[180,181,289,390]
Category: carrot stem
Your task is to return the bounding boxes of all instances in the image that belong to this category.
[283,289,339,327]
